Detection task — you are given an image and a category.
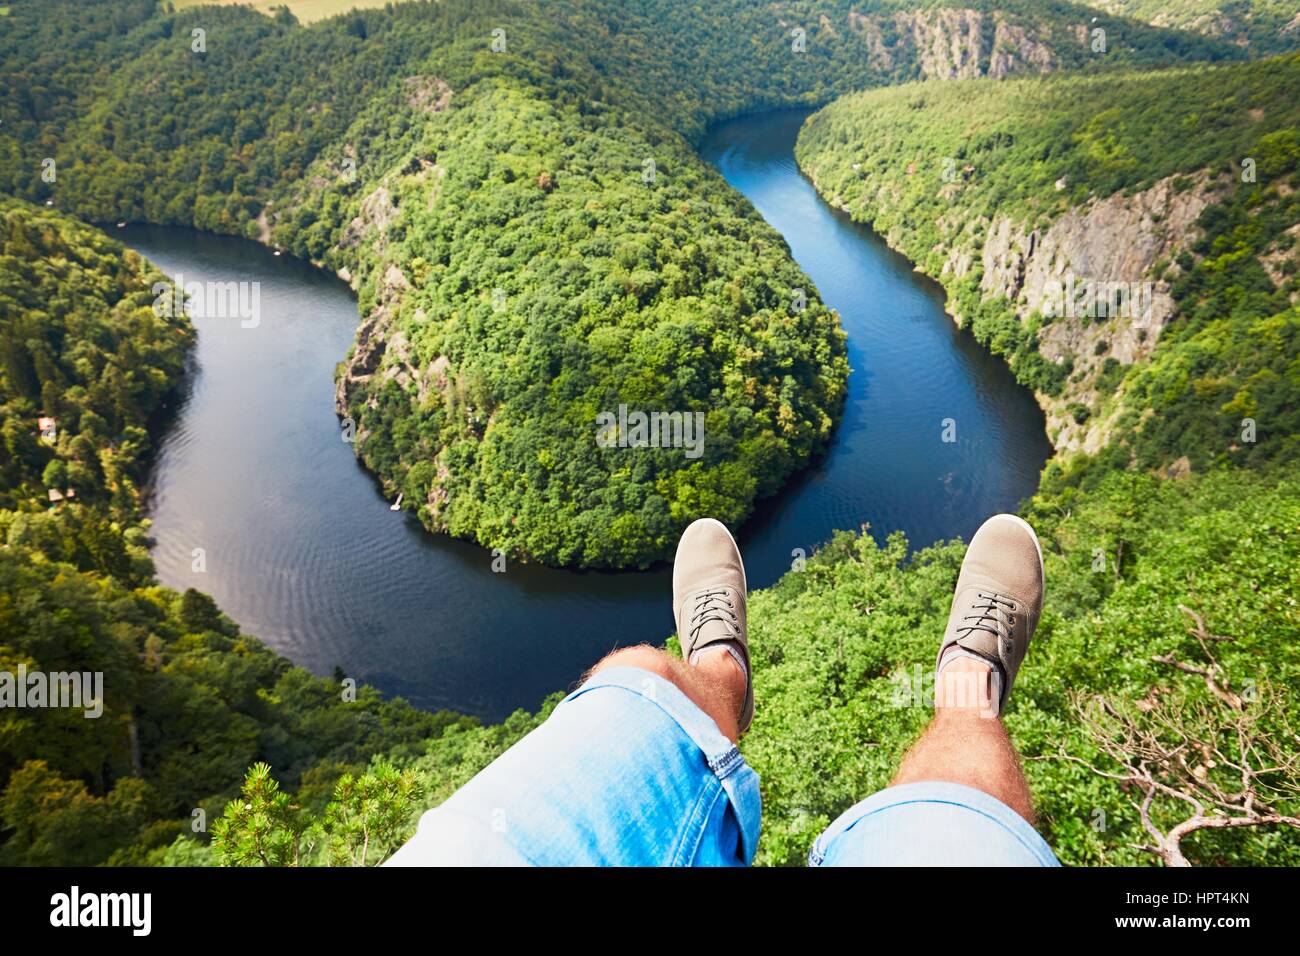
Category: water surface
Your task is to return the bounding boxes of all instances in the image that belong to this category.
[134,109,1050,720]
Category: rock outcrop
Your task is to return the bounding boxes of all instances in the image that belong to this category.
[845,7,1057,80]
[970,172,1222,450]
[402,75,453,114]
[339,184,398,253]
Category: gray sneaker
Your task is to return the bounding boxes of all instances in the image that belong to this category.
[673,518,752,732]
[935,514,1044,717]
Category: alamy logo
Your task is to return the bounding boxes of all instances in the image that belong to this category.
[0,665,103,718]
[50,886,151,936]
[1039,272,1155,325]
[152,272,261,328]
[595,405,705,459]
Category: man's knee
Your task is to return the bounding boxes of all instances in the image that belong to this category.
[587,645,739,741]
[589,644,678,682]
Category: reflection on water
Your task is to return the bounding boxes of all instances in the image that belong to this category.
[134,109,1049,720]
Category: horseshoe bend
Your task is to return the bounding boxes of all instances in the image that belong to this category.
[0,0,1297,875]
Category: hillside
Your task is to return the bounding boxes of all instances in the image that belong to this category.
[2,0,1296,868]
[796,54,1300,468]
[0,197,464,865]
[1092,1,1300,53]
[0,0,1243,566]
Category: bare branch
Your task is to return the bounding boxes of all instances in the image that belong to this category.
[1048,608,1300,866]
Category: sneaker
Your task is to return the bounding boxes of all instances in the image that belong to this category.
[672,518,753,733]
[935,514,1044,717]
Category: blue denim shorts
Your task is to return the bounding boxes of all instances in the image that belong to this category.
[386,666,762,866]
[810,781,1060,867]
[387,665,1058,867]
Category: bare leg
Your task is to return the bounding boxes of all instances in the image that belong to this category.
[890,656,1036,824]
[590,644,746,742]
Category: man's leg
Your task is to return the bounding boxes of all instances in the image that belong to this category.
[387,518,759,867]
[590,642,746,743]
[891,656,1035,823]
[809,514,1059,867]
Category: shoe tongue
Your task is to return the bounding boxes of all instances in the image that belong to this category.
[955,628,999,659]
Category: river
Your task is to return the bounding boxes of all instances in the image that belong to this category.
[131,109,1050,721]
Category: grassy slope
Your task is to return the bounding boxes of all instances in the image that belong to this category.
[170,0,391,22]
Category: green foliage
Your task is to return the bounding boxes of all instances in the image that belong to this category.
[1090,1,1300,55]
[1114,155,1300,470]
[1120,307,1300,470]
[212,759,425,866]
[317,762,425,866]
[0,529,476,866]
[0,760,152,866]
[211,763,306,867]
[3,0,1297,868]
[0,195,193,517]
[0,0,1239,565]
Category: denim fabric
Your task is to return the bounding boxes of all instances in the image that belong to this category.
[808,781,1060,867]
[385,666,761,867]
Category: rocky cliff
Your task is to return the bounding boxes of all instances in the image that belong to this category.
[845,7,1058,80]
[952,172,1224,451]
[805,159,1224,454]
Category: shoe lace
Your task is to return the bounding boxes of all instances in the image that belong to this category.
[690,588,739,643]
[958,591,1016,643]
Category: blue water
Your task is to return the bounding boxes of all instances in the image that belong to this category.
[132,110,1049,720]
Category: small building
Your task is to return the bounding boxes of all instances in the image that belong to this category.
[38,416,58,441]
[46,488,76,505]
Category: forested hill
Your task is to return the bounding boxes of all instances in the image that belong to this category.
[2,0,1296,868]
[797,54,1300,469]
[1091,1,1300,54]
[0,0,1245,567]
[0,197,467,865]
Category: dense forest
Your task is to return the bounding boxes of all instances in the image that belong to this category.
[1092,0,1300,54]
[1,0,1297,866]
[0,0,1251,565]
[0,198,470,865]
[797,55,1300,468]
